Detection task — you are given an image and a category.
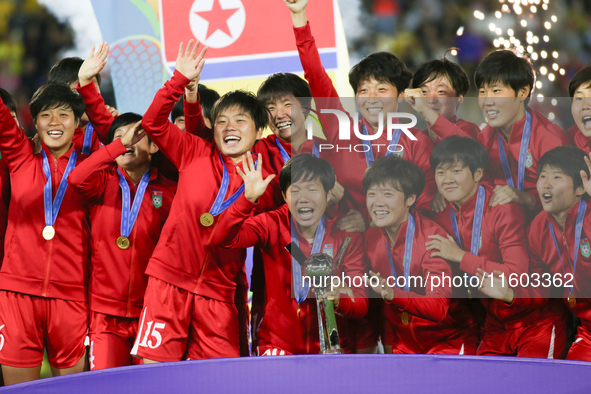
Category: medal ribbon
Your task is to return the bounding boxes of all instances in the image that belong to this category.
[275,136,290,164]
[312,139,319,158]
[497,110,532,191]
[291,216,326,303]
[42,150,78,227]
[117,169,151,238]
[385,213,415,291]
[548,199,587,295]
[360,121,401,167]
[209,153,252,217]
[82,122,94,155]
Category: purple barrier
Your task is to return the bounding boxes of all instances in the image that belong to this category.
[2,355,590,393]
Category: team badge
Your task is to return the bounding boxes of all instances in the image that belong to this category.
[525,150,533,168]
[581,238,591,258]
[322,244,334,258]
[152,191,163,209]
[478,232,483,250]
[392,151,404,159]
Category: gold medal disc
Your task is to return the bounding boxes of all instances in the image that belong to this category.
[401,311,409,325]
[568,294,577,308]
[200,213,214,227]
[42,225,55,241]
[117,236,130,250]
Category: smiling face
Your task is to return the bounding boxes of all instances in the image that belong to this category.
[478,82,528,133]
[113,124,158,170]
[35,105,79,157]
[356,77,402,132]
[435,161,482,205]
[285,177,331,236]
[419,75,463,121]
[537,165,584,219]
[366,182,415,229]
[265,95,306,144]
[213,105,263,162]
[572,82,591,138]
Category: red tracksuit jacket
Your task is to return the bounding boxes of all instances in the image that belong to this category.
[478,108,573,215]
[426,114,480,143]
[364,212,477,351]
[184,99,293,176]
[76,82,117,146]
[526,203,591,331]
[0,158,10,263]
[67,138,177,318]
[0,101,91,302]
[570,125,591,154]
[294,23,435,215]
[213,196,367,354]
[434,184,565,328]
[141,70,280,303]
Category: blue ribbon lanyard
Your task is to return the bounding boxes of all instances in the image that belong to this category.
[497,111,532,191]
[291,216,326,303]
[42,150,78,228]
[548,200,587,295]
[82,122,94,155]
[312,139,319,158]
[360,121,401,167]
[209,153,250,217]
[275,136,290,164]
[385,213,415,291]
[117,169,151,238]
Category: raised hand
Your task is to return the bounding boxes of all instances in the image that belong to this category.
[185,78,199,103]
[175,40,208,82]
[581,154,591,196]
[79,42,110,87]
[236,152,276,203]
[120,121,146,148]
[283,0,308,27]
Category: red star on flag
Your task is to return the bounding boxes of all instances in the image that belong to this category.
[195,0,240,40]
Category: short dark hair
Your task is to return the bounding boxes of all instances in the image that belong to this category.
[279,153,335,196]
[48,57,102,87]
[0,88,17,115]
[430,135,488,176]
[210,90,269,131]
[257,73,312,110]
[171,96,184,124]
[569,66,591,98]
[362,156,425,203]
[349,52,412,94]
[538,146,590,196]
[108,112,146,142]
[198,84,221,124]
[412,55,470,96]
[474,49,535,102]
[30,84,85,122]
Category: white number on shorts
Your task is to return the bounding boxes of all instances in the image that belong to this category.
[0,324,4,351]
[139,321,166,349]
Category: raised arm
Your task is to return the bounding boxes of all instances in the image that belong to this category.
[142,40,208,169]
[77,42,116,145]
[68,121,145,200]
[0,100,33,173]
[183,79,212,141]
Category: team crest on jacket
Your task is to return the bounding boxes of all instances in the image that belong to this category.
[478,231,483,250]
[525,150,533,168]
[581,238,591,258]
[322,244,334,258]
[152,191,163,209]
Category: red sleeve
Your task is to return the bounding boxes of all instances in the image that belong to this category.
[409,131,435,213]
[67,138,128,201]
[212,194,282,249]
[459,203,528,277]
[390,237,452,323]
[142,70,210,170]
[184,95,213,142]
[334,233,368,319]
[0,100,34,173]
[429,115,478,140]
[76,82,116,145]
[294,23,347,145]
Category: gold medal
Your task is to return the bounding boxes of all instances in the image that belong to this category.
[200,213,214,227]
[42,225,55,241]
[116,236,130,250]
[401,311,409,325]
[568,294,577,308]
